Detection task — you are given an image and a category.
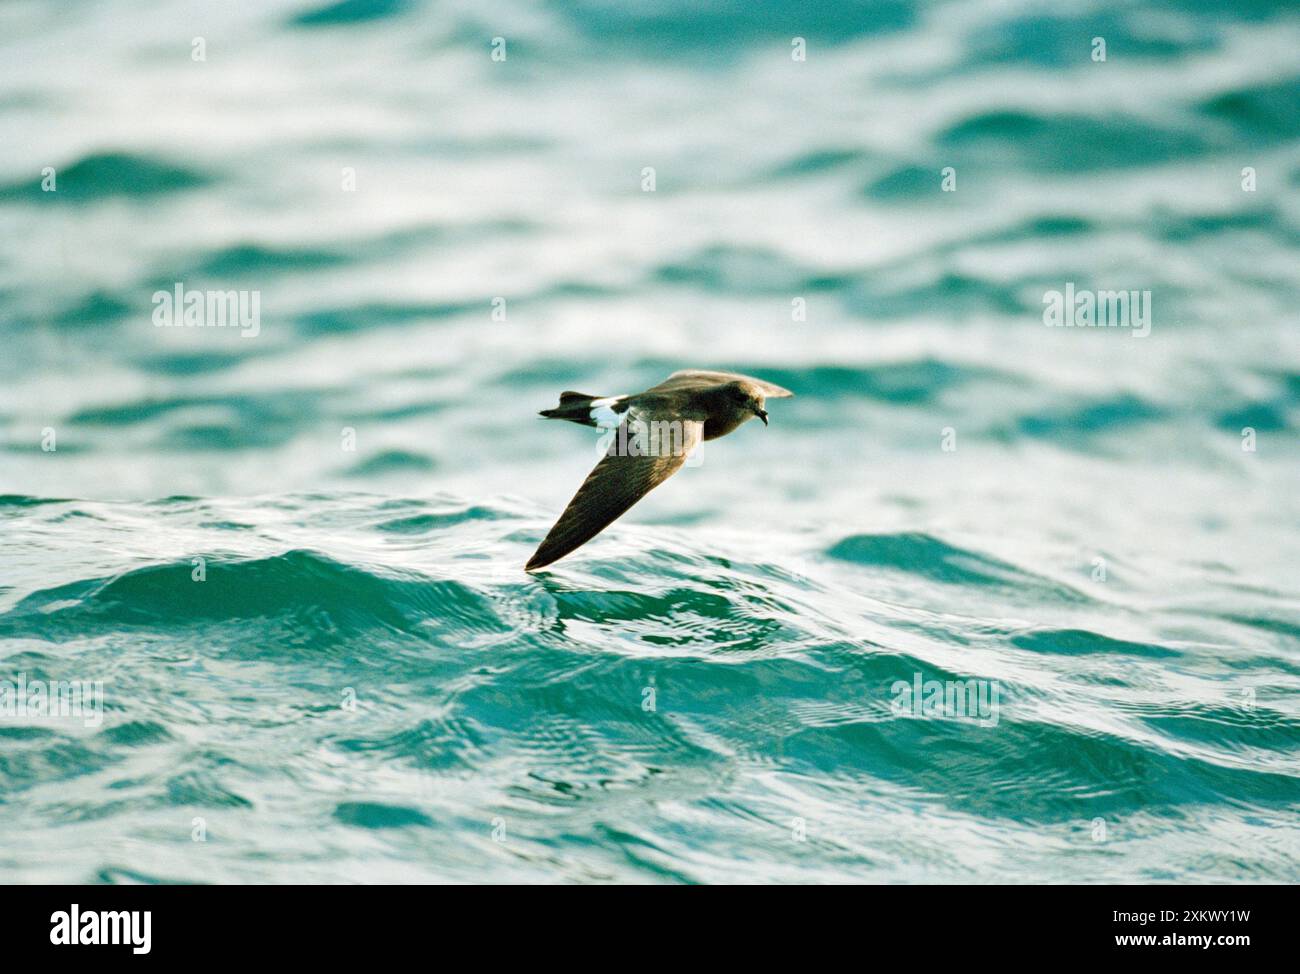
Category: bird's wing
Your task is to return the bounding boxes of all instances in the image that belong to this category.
[650,369,794,398]
[526,411,703,570]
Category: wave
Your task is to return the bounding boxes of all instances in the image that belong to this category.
[0,548,513,654]
[1197,76,1300,143]
[290,0,413,28]
[827,532,1089,601]
[0,492,1296,881]
[0,151,209,204]
[937,111,1211,172]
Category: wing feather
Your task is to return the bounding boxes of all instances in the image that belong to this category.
[650,369,793,398]
[526,415,702,570]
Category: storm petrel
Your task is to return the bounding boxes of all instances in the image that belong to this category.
[526,369,794,570]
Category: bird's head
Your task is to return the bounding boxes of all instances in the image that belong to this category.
[725,381,770,425]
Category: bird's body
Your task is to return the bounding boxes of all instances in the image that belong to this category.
[527,369,793,570]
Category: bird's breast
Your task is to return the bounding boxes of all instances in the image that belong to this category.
[702,409,751,440]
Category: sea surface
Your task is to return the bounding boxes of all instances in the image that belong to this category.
[1,0,1298,883]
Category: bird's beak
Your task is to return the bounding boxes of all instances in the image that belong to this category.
[754,407,768,426]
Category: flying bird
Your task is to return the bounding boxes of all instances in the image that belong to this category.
[527,369,794,570]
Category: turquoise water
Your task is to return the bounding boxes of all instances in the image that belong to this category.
[1,0,1298,883]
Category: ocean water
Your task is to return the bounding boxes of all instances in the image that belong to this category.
[1,0,1298,883]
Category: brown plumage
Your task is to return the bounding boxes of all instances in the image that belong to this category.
[527,369,794,570]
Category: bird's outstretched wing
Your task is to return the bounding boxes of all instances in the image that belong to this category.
[526,412,703,570]
[648,369,794,398]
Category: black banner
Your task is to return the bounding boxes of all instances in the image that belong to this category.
[0,884,1282,961]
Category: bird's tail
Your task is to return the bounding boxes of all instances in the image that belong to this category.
[538,391,603,427]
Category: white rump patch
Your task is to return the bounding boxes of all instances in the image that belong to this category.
[589,396,627,429]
